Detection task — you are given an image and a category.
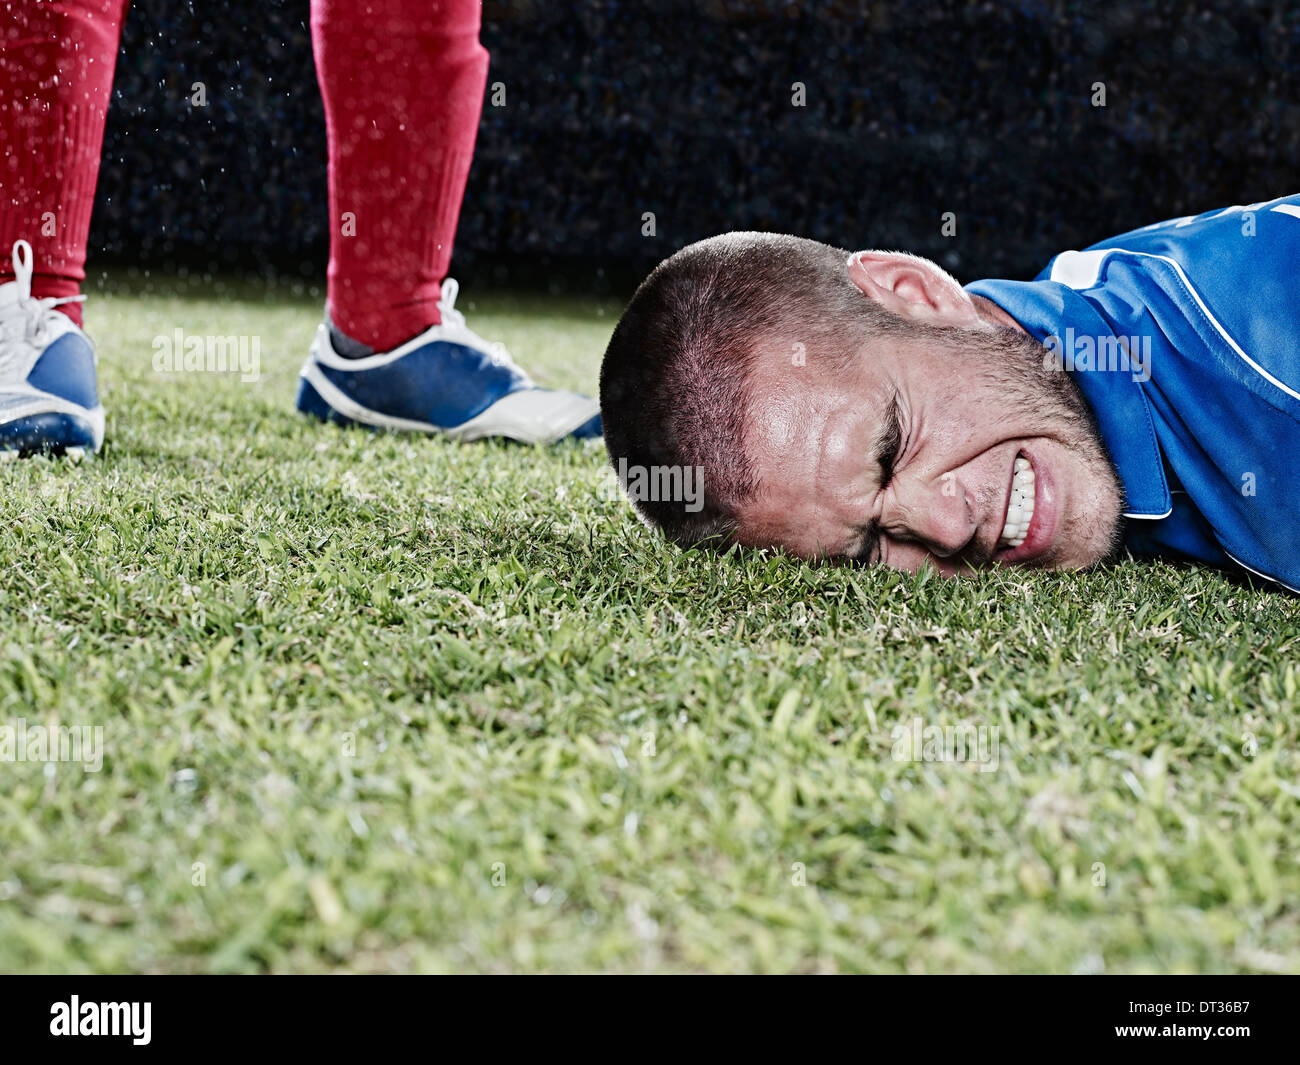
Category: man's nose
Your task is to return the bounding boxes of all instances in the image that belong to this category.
[886,474,977,558]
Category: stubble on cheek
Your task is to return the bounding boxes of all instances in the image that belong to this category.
[964,326,1126,569]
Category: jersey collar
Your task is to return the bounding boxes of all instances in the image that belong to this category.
[964,278,1172,519]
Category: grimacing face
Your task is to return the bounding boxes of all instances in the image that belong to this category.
[733,250,1125,575]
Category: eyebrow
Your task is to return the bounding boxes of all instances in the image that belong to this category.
[849,520,881,565]
[847,389,902,564]
[874,389,903,483]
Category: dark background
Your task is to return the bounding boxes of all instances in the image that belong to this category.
[94,0,1300,295]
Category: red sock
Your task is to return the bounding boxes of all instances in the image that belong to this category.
[0,0,128,326]
[311,0,489,352]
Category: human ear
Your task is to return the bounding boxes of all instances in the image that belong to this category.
[845,251,983,327]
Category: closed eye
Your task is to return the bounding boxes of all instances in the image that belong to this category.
[850,391,904,565]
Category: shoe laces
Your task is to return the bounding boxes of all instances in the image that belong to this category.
[437,277,530,379]
[0,240,86,370]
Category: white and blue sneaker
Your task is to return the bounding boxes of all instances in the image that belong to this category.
[0,240,104,458]
[295,278,602,445]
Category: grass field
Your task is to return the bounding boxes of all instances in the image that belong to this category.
[0,272,1297,974]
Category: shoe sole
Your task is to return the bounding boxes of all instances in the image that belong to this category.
[0,409,103,459]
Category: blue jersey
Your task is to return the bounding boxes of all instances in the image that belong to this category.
[967,194,1300,592]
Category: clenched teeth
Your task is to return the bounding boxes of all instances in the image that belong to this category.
[998,456,1035,548]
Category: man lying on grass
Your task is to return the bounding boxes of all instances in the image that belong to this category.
[598,194,1300,592]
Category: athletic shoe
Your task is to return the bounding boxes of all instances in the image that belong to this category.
[295,278,601,444]
[0,239,104,458]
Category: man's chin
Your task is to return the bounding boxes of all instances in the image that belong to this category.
[1028,517,1124,572]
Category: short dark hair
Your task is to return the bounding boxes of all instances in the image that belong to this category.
[599,232,904,548]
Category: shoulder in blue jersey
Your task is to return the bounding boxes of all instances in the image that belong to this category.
[966,194,1300,592]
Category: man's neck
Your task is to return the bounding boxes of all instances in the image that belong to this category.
[971,294,1028,334]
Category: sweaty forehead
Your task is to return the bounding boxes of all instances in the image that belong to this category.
[736,340,894,556]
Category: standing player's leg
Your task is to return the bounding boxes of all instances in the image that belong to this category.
[296,0,601,445]
[0,0,124,456]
